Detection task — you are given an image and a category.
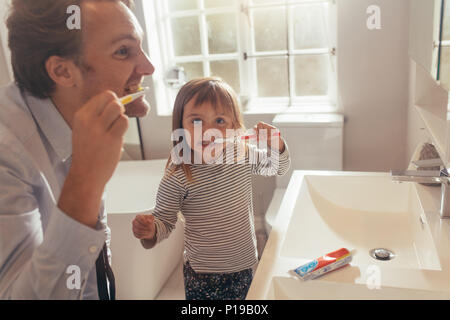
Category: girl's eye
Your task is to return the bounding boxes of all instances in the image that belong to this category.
[216,118,226,124]
[114,46,129,59]
[192,119,202,124]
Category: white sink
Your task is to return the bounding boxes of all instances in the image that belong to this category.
[247,171,450,300]
[268,276,450,300]
[281,174,441,270]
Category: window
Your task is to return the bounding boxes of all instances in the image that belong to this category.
[143,0,336,115]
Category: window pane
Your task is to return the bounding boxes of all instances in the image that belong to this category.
[257,57,289,97]
[443,1,450,41]
[295,55,329,96]
[253,8,287,52]
[252,0,283,4]
[210,60,241,94]
[178,62,204,81]
[168,0,198,12]
[171,17,201,56]
[207,13,237,54]
[205,0,235,8]
[293,4,329,50]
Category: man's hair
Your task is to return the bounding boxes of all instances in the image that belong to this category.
[6,0,134,99]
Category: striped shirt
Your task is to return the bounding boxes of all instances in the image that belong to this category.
[153,141,290,273]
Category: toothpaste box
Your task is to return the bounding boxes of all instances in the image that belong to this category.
[290,248,353,281]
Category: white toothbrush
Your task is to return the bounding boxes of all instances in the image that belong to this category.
[214,131,280,144]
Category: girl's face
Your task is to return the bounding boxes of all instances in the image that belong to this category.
[182,97,237,155]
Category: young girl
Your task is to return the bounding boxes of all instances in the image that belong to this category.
[131,77,290,300]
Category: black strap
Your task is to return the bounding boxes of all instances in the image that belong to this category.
[95,243,116,300]
[103,243,116,300]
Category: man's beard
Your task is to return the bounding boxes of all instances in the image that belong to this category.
[77,62,150,118]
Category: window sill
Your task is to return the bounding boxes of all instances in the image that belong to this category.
[244,105,344,128]
[243,105,340,115]
[154,110,173,117]
[154,104,341,118]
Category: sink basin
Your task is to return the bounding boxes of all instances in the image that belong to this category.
[247,171,450,300]
[281,174,441,270]
[269,276,450,300]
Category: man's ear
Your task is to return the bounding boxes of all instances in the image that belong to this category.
[45,56,80,88]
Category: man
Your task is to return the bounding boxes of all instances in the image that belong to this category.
[0,0,154,299]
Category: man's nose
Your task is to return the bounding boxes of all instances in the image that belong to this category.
[136,51,155,76]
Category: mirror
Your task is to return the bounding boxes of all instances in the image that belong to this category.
[438,0,450,169]
[409,0,450,169]
[409,0,442,81]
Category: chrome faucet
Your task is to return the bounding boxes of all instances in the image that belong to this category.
[391,158,450,219]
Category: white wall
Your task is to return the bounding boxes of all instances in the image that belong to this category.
[337,0,409,172]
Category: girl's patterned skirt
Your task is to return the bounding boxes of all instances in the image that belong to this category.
[183,261,254,300]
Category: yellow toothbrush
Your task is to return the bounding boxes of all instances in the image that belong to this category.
[120,87,149,105]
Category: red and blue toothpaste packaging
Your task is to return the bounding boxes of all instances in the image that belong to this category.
[290,248,353,281]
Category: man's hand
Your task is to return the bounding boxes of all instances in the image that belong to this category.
[58,91,129,228]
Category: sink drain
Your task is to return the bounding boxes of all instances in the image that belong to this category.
[369,248,395,261]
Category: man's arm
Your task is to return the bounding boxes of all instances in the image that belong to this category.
[0,91,128,299]
[0,146,106,299]
[58,91,129,229]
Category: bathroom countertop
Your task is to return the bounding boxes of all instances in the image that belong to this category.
[247,170,450,300]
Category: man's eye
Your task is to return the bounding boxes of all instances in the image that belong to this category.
[114,46,129,58]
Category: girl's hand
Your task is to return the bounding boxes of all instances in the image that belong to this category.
[253,121,285,153]
[132,214,156,240]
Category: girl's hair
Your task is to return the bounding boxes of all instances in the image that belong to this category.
[166,77,245,181]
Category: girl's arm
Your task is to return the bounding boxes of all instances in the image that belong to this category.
[249,122,291,176]
[249,139,291,176]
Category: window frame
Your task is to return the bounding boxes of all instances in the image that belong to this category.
[437,0,448,82]
[143,0,337,116]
